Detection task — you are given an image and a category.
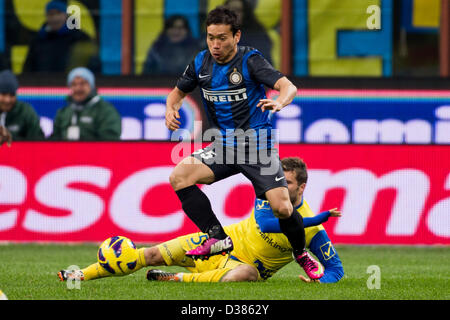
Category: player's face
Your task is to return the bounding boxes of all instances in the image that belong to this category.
[284,170,306,205]
[70,77,92,103]
[0,93,16,112]
[206,24,241,64]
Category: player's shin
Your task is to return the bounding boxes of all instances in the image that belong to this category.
[74,248,147,281]
[175,185,227,239]
[278,212,306,256]
[80,262,110,280]
[181,268,231,282]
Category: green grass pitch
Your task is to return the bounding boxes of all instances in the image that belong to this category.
[0,244,448,300]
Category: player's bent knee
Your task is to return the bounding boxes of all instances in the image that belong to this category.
[144,247,165,266]
[221,265,259,282]
[169,171,185,190]
[169,168,195,191]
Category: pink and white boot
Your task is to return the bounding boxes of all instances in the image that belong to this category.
[294,251,324,280]
[185,236,233,261]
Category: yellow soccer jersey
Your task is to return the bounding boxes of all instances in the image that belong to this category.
[158,197,330,281]
[158,197,342,282]
[224,198,324,279]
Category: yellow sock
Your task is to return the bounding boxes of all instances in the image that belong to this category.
[82,248,147,280]
[137,248,147,268]
[81,262,110,281]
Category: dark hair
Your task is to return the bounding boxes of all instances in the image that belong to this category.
[206,6,241,35]
[281,157,308,186]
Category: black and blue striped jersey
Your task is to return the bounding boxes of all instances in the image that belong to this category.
[176,46,284,149]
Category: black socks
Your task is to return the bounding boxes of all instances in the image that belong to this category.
[278,212,306,256]
[175,185,228,240]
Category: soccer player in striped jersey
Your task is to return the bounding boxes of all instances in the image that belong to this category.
[165,6,322,279]
[58,158,344,283]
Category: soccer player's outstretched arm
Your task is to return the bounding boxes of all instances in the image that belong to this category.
[255,204,342,233]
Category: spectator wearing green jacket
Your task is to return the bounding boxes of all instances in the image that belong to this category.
[0,70,44,141]
[50,67,121,141]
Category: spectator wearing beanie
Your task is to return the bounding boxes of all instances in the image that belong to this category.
[0,70,44,142]
[49,67,121,140]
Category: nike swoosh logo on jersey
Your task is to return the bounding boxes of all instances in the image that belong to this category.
[275,176,285,181]
[199,74,210,79]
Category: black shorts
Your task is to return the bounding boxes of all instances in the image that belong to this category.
[191,143,288,199]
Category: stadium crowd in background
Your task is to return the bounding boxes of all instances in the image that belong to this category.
[23,0,100,73]
[143,15,201,76]
[224,0,273,64]
[49,67,121,141]
[0,70,44,142]
[142,0,274,75]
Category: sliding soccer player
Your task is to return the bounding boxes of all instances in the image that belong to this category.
[58,157,344,283]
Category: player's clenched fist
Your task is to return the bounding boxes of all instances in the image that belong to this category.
[0,126,12,147]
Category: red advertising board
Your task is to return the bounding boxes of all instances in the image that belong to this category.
[0,142,449,245]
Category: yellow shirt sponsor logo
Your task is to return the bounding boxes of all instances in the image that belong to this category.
[256,200,270,210]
